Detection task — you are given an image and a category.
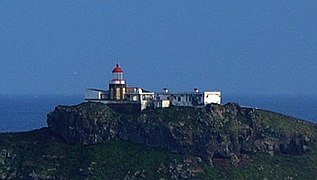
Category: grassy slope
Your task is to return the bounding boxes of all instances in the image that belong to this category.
[204,144,317,179]
[1,109,317,179]
[0,128,183,179]
[255,109,317,136]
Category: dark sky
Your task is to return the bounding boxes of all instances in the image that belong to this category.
[1,1,316,95]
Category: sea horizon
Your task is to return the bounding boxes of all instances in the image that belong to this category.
[1,94,316,133]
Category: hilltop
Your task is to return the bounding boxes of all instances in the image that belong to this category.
[1,102,317,179]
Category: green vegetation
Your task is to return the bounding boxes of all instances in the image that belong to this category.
[255,109,317,137]
[0,128,182,179]
[203,142,317,179]
[141,106,199,129]
[1,126,317,179]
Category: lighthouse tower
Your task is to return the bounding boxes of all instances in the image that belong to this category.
[109,64,126,100]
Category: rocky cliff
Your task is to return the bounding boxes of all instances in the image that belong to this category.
[47,102,316,165]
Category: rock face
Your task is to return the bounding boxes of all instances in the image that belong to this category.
[47,102,313,164]
[47,103,120,145]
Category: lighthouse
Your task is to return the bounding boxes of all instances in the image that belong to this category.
[109,64,126,100]
[85,63,221,111]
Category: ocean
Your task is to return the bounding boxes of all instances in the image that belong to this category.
[0,94,316,132]
[0,95,82,133]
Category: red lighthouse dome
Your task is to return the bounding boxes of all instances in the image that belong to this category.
[112,64,123,73]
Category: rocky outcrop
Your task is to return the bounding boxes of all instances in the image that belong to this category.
[47,103,120,145]
[47,102,314,165]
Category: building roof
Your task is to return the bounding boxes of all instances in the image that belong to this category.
[86,88,109,93]
[112,64,123,73]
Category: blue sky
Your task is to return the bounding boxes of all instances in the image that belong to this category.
[1,1,316,96]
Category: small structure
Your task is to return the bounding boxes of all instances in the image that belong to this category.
[85,64,221,111]
[125,87,155,110]
[85,89,108,100]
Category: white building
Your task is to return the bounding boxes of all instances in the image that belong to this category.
[85,89,108,100]
[203,91,221,105]
[85,64,222,111]
[154,89,221,108]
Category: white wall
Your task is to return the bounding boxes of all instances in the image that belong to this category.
[85,89,108,100]
[203,91,221,105]
[85,89,100,100]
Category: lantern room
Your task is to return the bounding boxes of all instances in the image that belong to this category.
[112,64,124,80]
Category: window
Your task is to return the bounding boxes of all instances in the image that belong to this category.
[110,88,114,99]
[122,87,126,99]
[116,88,121,100]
